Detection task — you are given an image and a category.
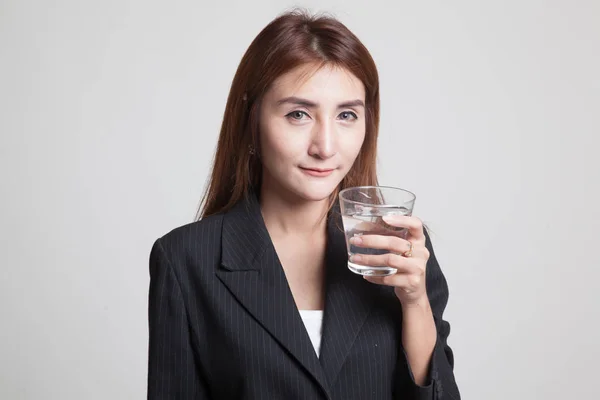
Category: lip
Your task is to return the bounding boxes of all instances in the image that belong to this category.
[300,167,335,177]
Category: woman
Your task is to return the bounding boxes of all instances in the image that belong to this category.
[148,10,460,400]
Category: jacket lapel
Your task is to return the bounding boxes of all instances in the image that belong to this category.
[215,193,330,396]
[318,204,379,386]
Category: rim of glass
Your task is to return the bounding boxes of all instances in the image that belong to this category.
[338,185,416,207]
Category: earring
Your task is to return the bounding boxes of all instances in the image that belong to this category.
[248,145,255,155]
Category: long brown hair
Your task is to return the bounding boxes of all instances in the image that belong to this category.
[198,9,380,219]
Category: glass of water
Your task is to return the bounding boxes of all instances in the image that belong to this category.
[339,186,416,276]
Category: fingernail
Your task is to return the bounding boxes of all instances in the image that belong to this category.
[383,215,404,223]
[350,236,362,245]
[351,254,362,262]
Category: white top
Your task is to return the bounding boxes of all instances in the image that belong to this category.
[298,310,324,356]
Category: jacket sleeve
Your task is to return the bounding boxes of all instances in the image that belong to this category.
[148,238,210,399]
[395,229,461,400]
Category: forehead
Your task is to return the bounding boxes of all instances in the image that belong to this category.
[267,63,365,103]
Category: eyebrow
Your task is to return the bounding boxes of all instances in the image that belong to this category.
[276,96,365,109]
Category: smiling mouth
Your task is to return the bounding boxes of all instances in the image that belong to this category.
[299,167,336,177]
[301,167,335,172]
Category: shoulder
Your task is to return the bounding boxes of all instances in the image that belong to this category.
[148,214,226,308]
[153,213,225,262]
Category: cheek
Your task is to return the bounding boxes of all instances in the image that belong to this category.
[260,121,304,164]
[341,128,366,162]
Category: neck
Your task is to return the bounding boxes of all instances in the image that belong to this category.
[259,185,331,238]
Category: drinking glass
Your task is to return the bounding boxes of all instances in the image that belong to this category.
[339,186,416,276]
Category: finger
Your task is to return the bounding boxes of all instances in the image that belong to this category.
[381,215,425,242]
[363,271,425,291]
[349,252,422,274]
[349,234,413,255]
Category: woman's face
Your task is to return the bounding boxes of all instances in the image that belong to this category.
[259,64,367,202]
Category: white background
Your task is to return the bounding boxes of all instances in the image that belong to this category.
[1,0,599,398]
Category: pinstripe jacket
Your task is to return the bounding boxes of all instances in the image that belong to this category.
[148,192,460,399]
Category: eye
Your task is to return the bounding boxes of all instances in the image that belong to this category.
[286,110,309,120]
[339,111,358,121]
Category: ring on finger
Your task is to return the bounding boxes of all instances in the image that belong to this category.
[402,242,414,258]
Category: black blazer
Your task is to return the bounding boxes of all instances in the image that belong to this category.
[148,192,460,399]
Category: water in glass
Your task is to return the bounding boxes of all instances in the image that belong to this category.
[343,205,411,276]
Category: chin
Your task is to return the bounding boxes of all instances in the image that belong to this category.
[289,181,339,202]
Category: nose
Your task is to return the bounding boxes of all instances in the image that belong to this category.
[308,119,337,160]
